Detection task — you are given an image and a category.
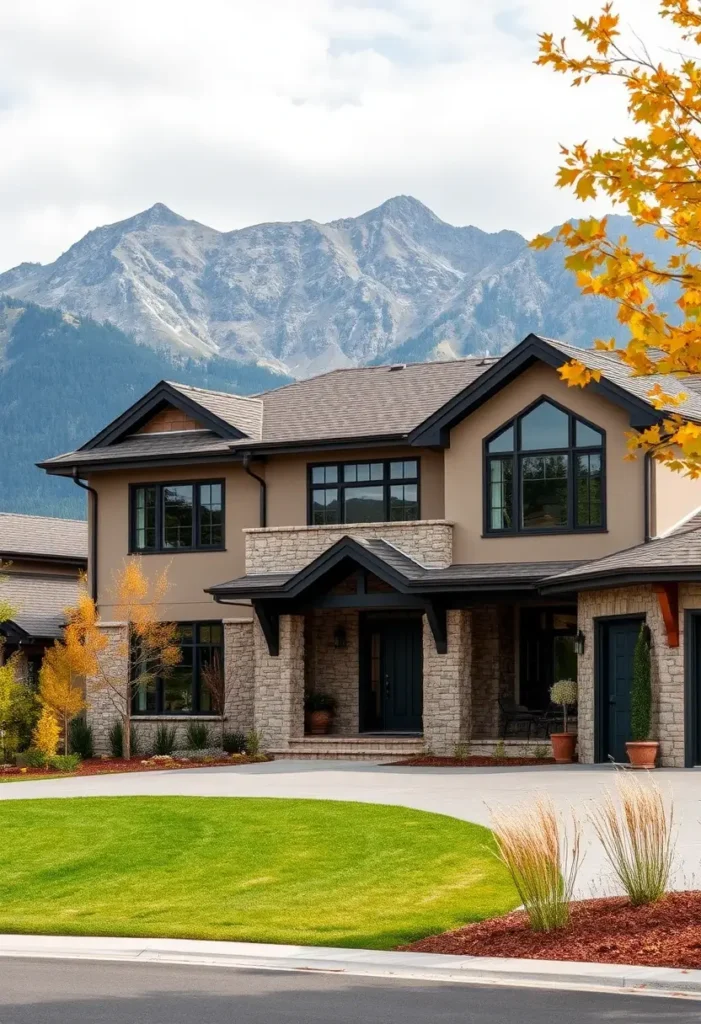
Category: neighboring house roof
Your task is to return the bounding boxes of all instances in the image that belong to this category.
[0,513,87,564]
[38,332,701,474]
[0,572,81,639]
[208,535,583,599]
[541,516,701,593]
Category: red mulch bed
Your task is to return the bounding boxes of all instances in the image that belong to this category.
[389,755,556,767]
[0,755,271,780]
[400,892,701,969]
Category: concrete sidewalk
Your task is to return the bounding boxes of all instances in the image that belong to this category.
[0,933,699,1000]
[2,760,701,898]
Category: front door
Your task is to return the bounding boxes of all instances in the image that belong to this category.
[361,617,423,732]
[601,618,642,763]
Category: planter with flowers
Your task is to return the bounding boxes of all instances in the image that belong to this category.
[549,679,578,764]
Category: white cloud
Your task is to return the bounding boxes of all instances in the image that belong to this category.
[0,0,683,268]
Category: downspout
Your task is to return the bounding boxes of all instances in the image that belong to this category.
[242,452,267,527]
[72,470,98,601]
[644,451,652,542]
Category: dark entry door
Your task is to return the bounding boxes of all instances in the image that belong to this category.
[601,618,641,763]
[361,617,423,732]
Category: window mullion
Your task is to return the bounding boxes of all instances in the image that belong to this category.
[194,484,200,548]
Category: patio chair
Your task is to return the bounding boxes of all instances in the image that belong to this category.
[497,697,540,739]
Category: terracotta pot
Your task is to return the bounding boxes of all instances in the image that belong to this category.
[309,710,332,736]
[550,732,577,764]
[626,740,659,769]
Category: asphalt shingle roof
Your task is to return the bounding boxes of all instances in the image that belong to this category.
[168,382,263,440]
[0,513,87,561]
[0,572,82,638]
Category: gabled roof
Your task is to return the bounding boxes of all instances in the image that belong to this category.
[0,513,87,563]
[39,333,701,475]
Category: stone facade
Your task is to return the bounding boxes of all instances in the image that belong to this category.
[85,623,128,755]
[470,604,515,739]
[422,609,472,754]
[223,618,255,733]
[253,613,305,749]
[577,584,701,768]
[244,520,454,573]
[305,608,360,735]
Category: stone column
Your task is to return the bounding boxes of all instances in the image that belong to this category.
[223,619,255,734]
[422,609,471,754]
[85,623,128,755]
[253,613,305,750]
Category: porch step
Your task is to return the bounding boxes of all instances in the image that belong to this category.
[271,736,425,761]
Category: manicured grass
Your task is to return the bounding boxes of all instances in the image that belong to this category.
[0,797,518,949]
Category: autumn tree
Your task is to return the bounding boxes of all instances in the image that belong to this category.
[533,0,701,474]
[82,560,181,760]
[32,706,60,758]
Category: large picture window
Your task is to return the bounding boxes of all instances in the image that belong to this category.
[308,459,420,525]
[131,480,224,552]
[132,622,223,715]
[485,399,604,534]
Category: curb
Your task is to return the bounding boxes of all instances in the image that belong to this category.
[0,935,699,999]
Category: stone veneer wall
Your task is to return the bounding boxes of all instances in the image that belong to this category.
[422,609,471,754]
[244,520,454,573]
[223,619,255,734]
[577,584,701,768]
[305,608,359,735]
[470,605,515,739]
[85,623,128,755]
[253,613,305,749]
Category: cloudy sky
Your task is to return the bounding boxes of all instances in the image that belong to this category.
[0,0,675,269]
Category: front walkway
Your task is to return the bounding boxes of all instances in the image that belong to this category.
[2,761,700,899]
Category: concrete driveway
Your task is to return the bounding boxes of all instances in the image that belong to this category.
[2,760,700,898]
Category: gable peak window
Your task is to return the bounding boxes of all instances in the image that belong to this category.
[309,459,420,525]
[485,399,604,534]
[131,480,224,553]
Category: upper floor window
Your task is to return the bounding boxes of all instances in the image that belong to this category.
[485,399,604,534]
[309,459,420,525]
[131,480,224,553]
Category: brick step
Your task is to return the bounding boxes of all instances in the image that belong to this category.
[271,736,424,761]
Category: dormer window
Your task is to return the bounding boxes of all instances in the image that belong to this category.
[485,399,604,534]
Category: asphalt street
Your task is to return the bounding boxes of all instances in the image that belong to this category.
[0,958,697,1024]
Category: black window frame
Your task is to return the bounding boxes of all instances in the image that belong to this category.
[483,395,606,537]
[307,458,421,526]
[129,479,225,554]
[131,620,224,716]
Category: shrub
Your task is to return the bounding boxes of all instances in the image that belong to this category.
[18,748,47,768]
[69,717,94,760]
[185,722,210,750]
[223,730,246,754]
[589,774,675,906]
[154,723,178,756]
[109,721,124,759]
[245,729,263,756]
[532,744,550,760]
[32,707,60,757]
[490,795,582,932]
[492,740,506,759]
[304,692,337,713]
[453,741,471,759]
[630,626,652,742]
[47,753,81,773]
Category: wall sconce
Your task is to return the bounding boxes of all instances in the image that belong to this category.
[333,626,347,649]
[574,630,586,656]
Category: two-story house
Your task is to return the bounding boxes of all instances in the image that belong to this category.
[39,333,701,766]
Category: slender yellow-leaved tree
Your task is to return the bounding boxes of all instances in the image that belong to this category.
[86,560,181,760]
[533,0,701,474]
[32,706,60,758]
[39,593,90,754]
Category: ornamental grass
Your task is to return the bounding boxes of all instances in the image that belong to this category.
[490,795,582,932]
[589,774,675,907]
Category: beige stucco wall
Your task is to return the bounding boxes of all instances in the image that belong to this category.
[88,463,260,621]
[264,447,444,528]
[651,456,701,536]
[444,362,646,563]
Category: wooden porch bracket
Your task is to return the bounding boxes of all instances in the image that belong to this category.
[253,601,280,656]
[424,601,447,655]
[653,582,679,647]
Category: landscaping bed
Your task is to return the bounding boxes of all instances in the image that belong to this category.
[389,755,556,767]
[0,754,271,780]
[400,892,701,969]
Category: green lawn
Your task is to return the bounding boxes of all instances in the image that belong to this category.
[0,797,517,949]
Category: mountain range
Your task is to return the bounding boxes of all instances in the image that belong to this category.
[0,196,677,517]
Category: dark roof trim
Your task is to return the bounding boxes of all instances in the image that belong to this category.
[0,551,87,567]
[79,380,248,451]
[38,450,245,477]
[408,333,659,447]
[539,566,701,595]
[0,621,31,643]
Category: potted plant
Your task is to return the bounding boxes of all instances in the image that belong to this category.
[304,692,338,735]
[626,625,658,769]
[549,679,578,764]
